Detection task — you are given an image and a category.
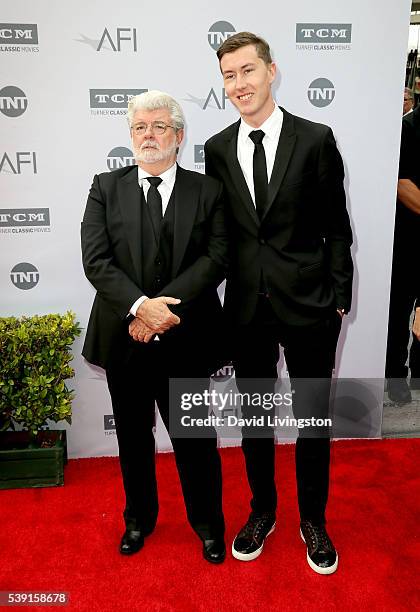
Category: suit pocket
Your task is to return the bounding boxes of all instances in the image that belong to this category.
[299,261,323,275]
[281,170,315,189]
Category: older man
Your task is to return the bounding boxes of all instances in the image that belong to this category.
[81,91,227,563]
[403,87,414,116]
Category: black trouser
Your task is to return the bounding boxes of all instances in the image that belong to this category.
[106,340,225,541]
[233,296,342,524]
[385,239,420,379]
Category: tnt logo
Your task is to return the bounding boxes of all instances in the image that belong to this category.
[97,27,138,52]
[208,21,236,51]
[10,262,39,290]
[211,362,235,382]
[0,86,28,117]
[107,147,135,171]
[307,78,335,107]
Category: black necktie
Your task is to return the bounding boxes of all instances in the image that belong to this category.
[249,130,268,219]
[146,176,163,240]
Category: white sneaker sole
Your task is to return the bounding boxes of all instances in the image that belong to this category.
[300,529,338,575]
[232,523,276,561]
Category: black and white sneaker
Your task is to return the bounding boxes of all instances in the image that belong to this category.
[300,520,338,574]
[232,512,276,561]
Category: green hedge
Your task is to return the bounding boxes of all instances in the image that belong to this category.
[0,312,81,436]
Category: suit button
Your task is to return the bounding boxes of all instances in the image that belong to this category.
[259,238,266,245]
[155,258,161,265]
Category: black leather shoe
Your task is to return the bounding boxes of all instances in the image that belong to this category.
[203,538,226,564]
[119,529,144,555]
[232,512,276,561]
[410,377,420,391]
[387,378,412,404]
[300,520,338,574]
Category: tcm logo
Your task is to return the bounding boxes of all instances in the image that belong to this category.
[184,88,228,110]
[90,88,147,109]
[77,28,138,52]
[0,86,28,117]
[104,415,116,436]
[307,78,335,107]
[0,152,37,174]
[208,21,236,51]
[107,147,135,171]
[0,23,38,44]
[10,262,39,290]
[194,145,205,165]
[0,208,50,227]
[296,24,352,43]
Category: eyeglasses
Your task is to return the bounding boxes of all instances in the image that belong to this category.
[131,122,176,136]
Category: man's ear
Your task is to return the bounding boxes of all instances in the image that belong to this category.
[176,128,184,147]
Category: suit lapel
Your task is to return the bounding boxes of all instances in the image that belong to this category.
[118,167,143,283]
[171,165,199,277]
[264,107,296,220]
[225,121,260,226]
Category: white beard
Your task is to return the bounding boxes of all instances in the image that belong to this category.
[133,139,177,164]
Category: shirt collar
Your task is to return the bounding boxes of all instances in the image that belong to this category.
[137,162,177,186]
[239,104,283,142]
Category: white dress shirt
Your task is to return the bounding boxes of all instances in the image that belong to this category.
[237,104,283,206]
[129,162,177,316]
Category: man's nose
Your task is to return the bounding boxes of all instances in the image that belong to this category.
[235,73,247,90]
[144,124,155,136]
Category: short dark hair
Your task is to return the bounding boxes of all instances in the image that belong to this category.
[217,31,272,65]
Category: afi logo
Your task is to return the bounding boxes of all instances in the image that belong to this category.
[97,28,138,52]
[0,152,37,174]
[204,88,228,110]
[184,89,228,110]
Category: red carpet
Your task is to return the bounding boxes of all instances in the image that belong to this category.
[0,439,419,611]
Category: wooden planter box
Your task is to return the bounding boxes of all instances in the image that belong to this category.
[0,430,67,489]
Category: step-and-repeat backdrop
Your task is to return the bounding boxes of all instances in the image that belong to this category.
[1,0,412,456]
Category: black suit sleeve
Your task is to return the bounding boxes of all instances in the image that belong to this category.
[81,174,144,320]
[318,128,353,313]
[157,182,228,305]
[204,141,215,177]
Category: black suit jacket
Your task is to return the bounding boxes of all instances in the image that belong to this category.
[204,107,353,326]
[81,164,228,370]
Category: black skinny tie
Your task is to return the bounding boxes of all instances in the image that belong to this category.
[146,176,163,240]
[249,130,268,219]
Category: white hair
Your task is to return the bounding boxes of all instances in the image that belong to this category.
[127,90,185,130]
